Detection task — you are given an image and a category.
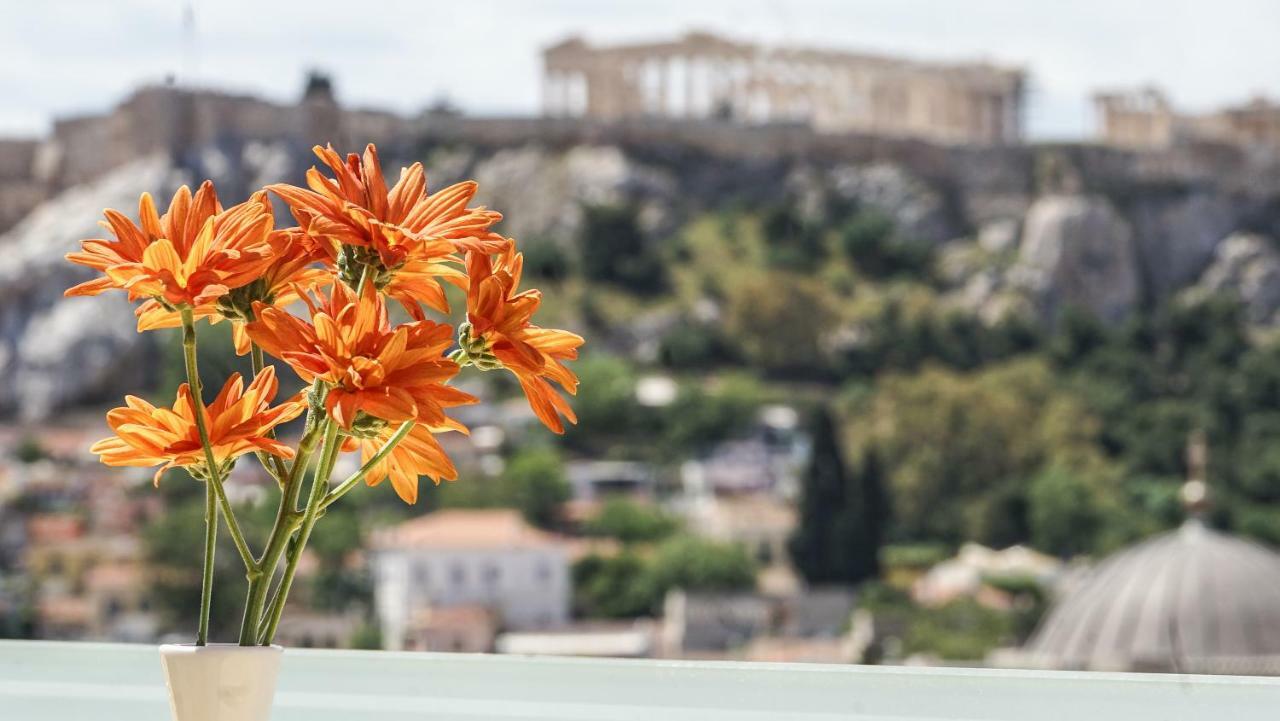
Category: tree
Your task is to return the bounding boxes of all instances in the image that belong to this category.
[646,536,758,596]
[1027,466,1118,557]
[306,506,372,612]
[860,358,1117,545]
[572,552,655,618]
[578,204,665,295]
[840,210,931,279]
[583,499,679,544]
[432,446,571,529]
[659,374,764,452]
[502,446,571,529]
[724,271,837,377]
[789,407,885,585]
[762,205,826,271]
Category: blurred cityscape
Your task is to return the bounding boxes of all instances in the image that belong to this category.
[3,26,1280,674]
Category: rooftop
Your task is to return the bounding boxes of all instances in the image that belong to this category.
[371,509,563,551]
[1026,520,1280,673]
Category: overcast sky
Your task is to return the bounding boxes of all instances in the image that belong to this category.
[4,0,1279,140]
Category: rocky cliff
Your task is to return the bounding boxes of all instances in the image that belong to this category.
[0,157,175,420]
[2,127,1279,419]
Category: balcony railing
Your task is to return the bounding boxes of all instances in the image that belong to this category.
[2,640,1279,719]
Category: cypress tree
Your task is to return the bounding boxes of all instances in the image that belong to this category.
[789,406,885,585]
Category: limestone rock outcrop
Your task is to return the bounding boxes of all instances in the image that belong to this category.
[828,163,954,245]
[1129,191,1238,298]
[1008,195,1141,324]
[0,157,174,419]
[1188,233,1280,326]
[469,145,677,244]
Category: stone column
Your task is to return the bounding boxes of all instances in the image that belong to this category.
[684,56,696,118]
[542,70,559,116]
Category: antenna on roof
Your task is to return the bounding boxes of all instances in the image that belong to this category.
[1181,429,1211,519]
[180,0,198,87]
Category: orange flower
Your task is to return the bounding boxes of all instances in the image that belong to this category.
[341,422,461,504]
[90,367,305,484]
[268,144,506,318]
[463,246,583,433]
[246,281,476,431]
[65,182,275,310]
[134,225,332,353]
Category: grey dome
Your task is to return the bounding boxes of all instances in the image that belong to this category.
[1025,520,1280,674]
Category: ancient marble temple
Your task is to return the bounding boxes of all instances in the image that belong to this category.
[542,32,1025,145]
[1094,86,1280,151]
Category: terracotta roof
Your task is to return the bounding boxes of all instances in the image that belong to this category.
[26,514,85,543]
[743,636,851,664]
[372,509,563,550]
[409,605,496,631]
[37,596,93,625]
[84,562,142,592]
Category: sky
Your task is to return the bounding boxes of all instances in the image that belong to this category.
[4,0,1279,140]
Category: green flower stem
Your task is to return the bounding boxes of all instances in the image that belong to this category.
[258,418,341,645]
[236,419,323,646]
[320,420,414,511]
[181,311,257,632]
[180,308,223,646]
[250,342,289,485]
[355,263,372,295]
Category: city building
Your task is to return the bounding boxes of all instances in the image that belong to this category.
[565,460,656,503]
[661,588,857,660]
[370,509,571,651]
[543,32,1025,144]
[911,543,1062,609]
[1014,441,1280,675]
[1017,516,1280,674]
[404,605,497,653]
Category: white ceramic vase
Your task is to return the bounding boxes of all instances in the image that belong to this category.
[159,644,283,721]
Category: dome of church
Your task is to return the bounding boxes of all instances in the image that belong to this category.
[1024,519,1280,674]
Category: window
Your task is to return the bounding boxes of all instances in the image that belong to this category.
[451,563,466,585]
[535,561,553,585]
[483,564,501,586]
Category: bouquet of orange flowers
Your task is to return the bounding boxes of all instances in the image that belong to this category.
[65,144,582,646]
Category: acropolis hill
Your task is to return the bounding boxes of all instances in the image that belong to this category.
[2,31,1280,228]
[2,35,1280,418]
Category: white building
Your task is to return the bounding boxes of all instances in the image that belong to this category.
[371,509,571,651]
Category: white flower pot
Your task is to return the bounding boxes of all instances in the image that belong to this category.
[159,644,283,721]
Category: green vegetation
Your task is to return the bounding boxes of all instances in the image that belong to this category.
[583,499,679,544]
[428,446,571,529]
[12,436,47,464]
[578,204,666,295]
[789,407,885,584]
[573,535,758,619]
[554,195,1280,564]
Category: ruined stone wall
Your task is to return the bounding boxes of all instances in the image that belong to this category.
[1096,88,1280,154]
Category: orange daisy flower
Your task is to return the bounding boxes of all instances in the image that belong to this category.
[341,422,461,504]
[245,281,476,431]
[267,144,506,318]
[134,224,332,353]
[65,182,275,310]
[90,367,305,484]
[463,247,583,433]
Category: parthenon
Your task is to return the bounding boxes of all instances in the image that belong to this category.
[542,32,1025,145]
